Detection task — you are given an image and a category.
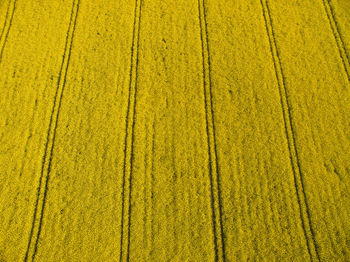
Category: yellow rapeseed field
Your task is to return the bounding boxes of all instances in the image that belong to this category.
[0,0,349,261]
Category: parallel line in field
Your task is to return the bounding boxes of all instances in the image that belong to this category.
[321,0,350,81]
[260,1,320,261]
[0,0,16,63]
[23,0,80,261]
[0,0,11,43]
[198,0,226,261]
[119,0,142,261]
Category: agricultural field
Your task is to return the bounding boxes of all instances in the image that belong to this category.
[0,0,349,261]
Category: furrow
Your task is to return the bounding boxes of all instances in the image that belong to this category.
[321,0,350,81]
[197,0,226,261]
[23,0,80,260]
[119,0,142,261]
[0,0,11,42]
[0,0,16,62]
[259,0,320,261]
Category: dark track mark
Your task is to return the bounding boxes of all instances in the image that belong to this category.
[0,0,16,63]
[198,5,218,261]
[260,0,320,261]
[322,0,350,81]
[120,0,142,261]
[197,0,226,261]
[326,0,350,62]
[126,2,142,260]
[0,0,11,42]
[24,0,80,260]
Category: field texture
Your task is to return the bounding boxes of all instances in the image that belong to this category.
[0,0,349,261]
